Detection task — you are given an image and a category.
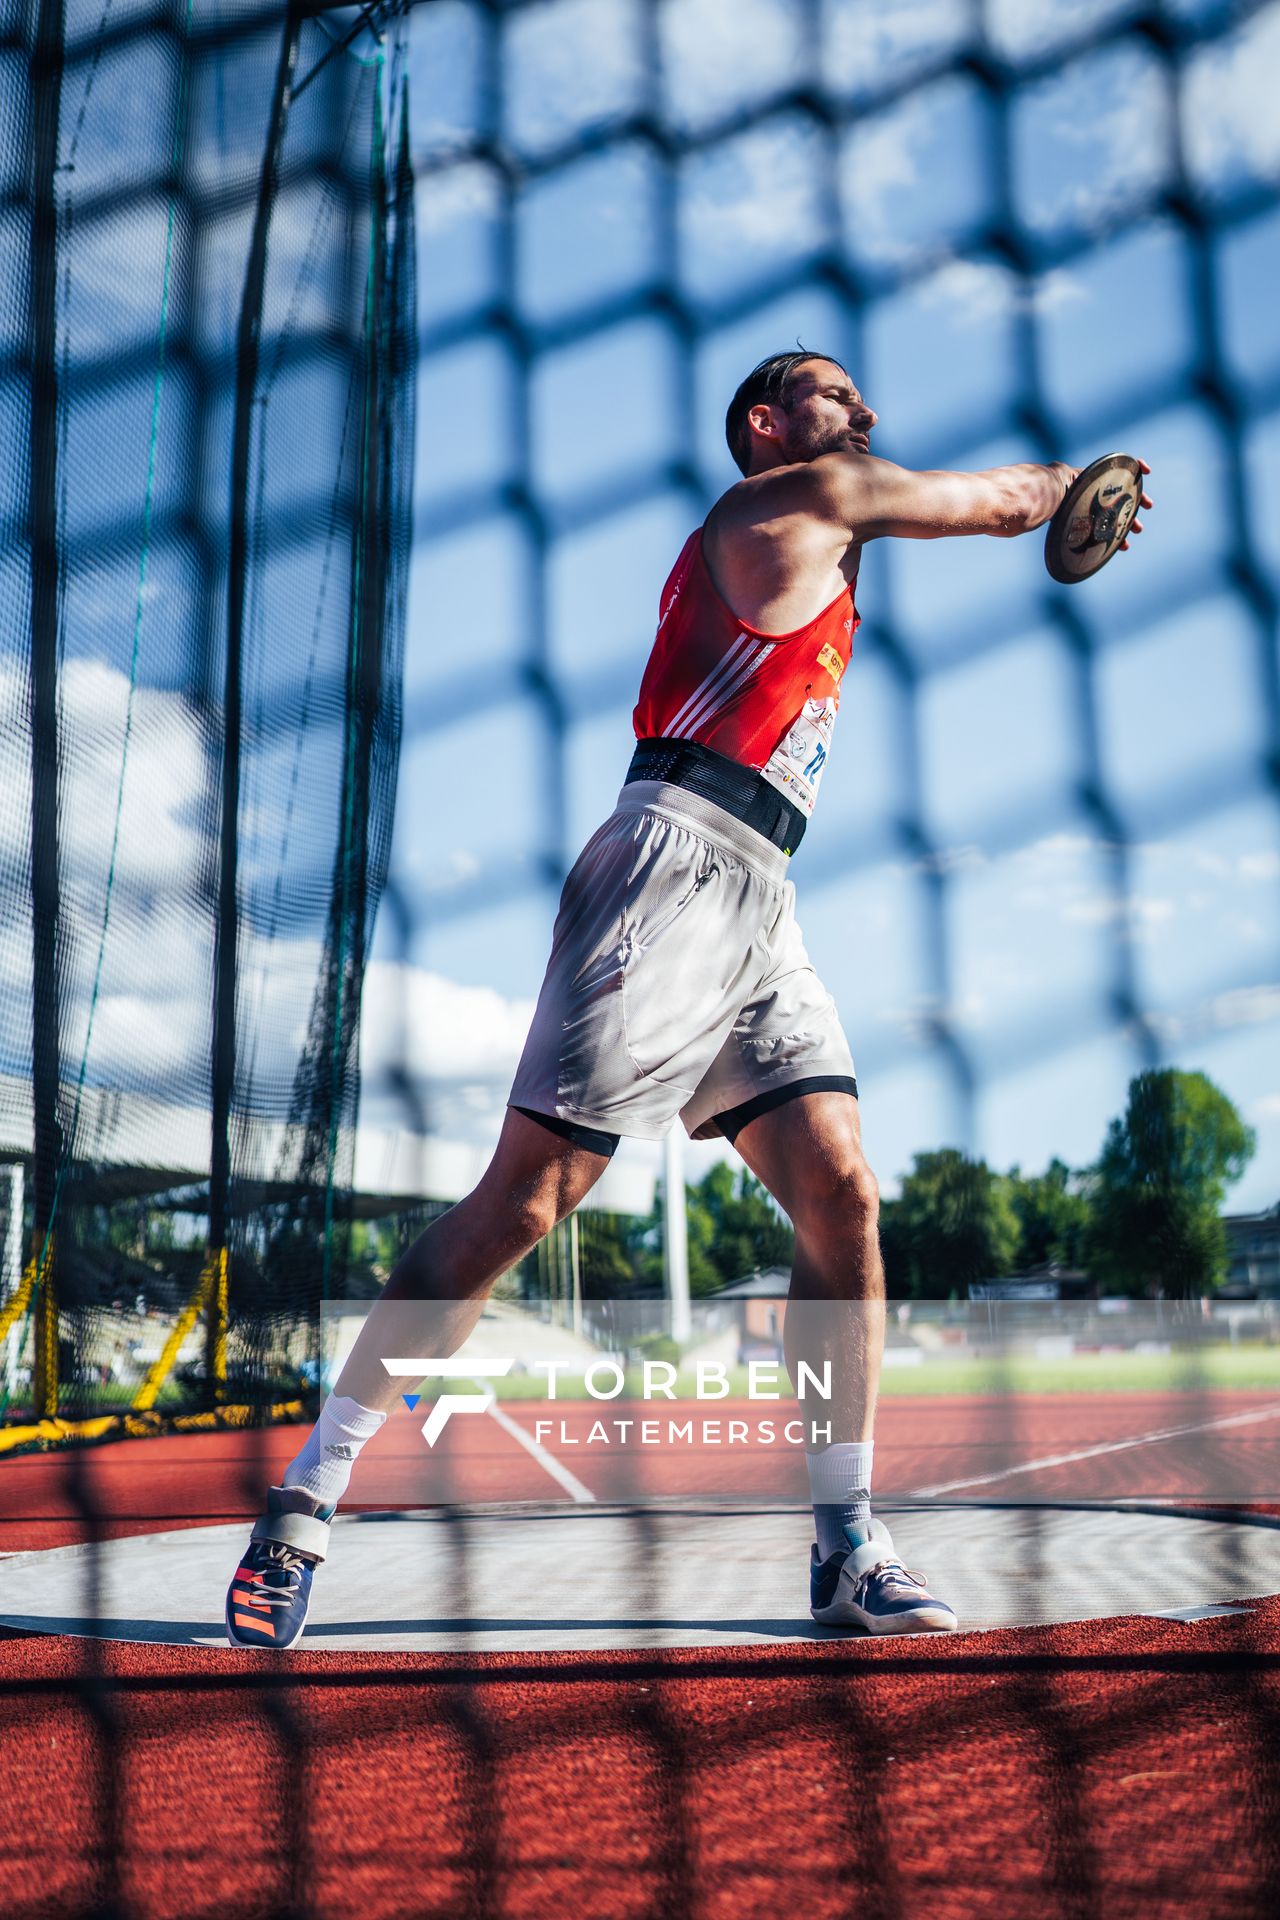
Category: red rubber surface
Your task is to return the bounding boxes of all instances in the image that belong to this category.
[4,1398,1278,1917]
[1,1604,1278,1919]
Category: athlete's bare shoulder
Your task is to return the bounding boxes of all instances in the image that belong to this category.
[702,464,858,632]
[800,448,912,531]
[709,455,847,527]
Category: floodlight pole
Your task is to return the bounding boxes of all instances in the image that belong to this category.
[211,6,301,1399]
[663,1128,691,1346]
[569,1211,582,1340]
[26,0,67,1418]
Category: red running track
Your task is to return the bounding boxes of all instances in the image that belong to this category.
[3,1389,1279,1553]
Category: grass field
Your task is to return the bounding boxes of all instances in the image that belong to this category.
[482,1342,1280,1401]
[874,1343,1280,1396]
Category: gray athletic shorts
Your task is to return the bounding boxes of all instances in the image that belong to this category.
[508,780,857,1146]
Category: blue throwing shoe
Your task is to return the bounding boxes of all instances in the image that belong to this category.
[810,1518,958,1635]
[225,1485,333,1650]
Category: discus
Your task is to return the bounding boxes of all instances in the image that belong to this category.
[1044,452,1143,585]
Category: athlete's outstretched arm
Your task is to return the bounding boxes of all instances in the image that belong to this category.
[814,450,1078,542]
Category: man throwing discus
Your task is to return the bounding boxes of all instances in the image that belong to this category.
[224,351,1151,1649]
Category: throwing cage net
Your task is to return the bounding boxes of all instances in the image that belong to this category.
[1,0,416,1436]
[2,3,1280,1919]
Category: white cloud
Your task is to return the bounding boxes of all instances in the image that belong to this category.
[0,655,209,891]
[1183,3,1280,195]
[61,199,177,359]
[1130,838,1280,886]
[921,257,1088,327]
[360,962,536,1085]
[1024,43,1170,236]
[0,651,367,1123]
[1027,832,1109,858]
[503,0,643,156]
[2,640,547,1153]
[823,0,970,96]
[912,842,986,877]
[407,0,487,164]
[841,89,928,255]
[193,186,343,359]
[1000,832,1280,938]
[661,0,804,132]
[1062,894,1174,929]
[986,0,1137,64]
[1210,984,1280,1031]
[358,963,540,1145]
[876,989,988,1039]
[416,162,502,238]
[680,115,827,261]
[55,658,208,893]
[1005,833,1115,914]
[1149,982,1280,1050]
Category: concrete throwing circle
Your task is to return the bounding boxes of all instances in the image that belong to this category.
[0,1504,1274,1651]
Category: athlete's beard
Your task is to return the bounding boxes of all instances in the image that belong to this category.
[783,414,865,462]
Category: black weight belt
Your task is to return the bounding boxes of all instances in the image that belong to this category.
[625,737,807,855]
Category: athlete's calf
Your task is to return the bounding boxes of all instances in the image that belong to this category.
[733,1088,887,1555]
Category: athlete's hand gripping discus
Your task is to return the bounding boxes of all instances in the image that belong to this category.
[1045,452,1151,584]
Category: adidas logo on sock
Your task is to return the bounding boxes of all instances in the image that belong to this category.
[324,1442,356,1460]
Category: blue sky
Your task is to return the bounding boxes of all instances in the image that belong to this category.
[367,0,1280,1214]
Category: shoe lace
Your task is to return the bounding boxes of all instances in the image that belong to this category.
[857,1557,928,1599]
[244,1542,307,1607]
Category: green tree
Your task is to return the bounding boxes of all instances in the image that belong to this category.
[578,1209,655,1294]
[1086,1068,1255,1295]
[576,1165,794,1299]
[682,1188,725,1296]
[1008,1158,1092,1270]
[879,1149,1020,1299]
[685,1162,795,1294]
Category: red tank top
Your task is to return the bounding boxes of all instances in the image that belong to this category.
[633,529,859,819]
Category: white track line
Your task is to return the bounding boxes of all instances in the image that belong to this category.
[907,1399,1280,1498]
[484,1397,596,1504]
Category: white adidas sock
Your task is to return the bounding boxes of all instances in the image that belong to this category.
[807,1441,874,1560]
[282,1393,386,1507]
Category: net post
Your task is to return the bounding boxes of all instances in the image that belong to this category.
[206,1244,228,1405]
[26,0,67,1429]
[31,1231,57,1420]
[210,5,302,1387]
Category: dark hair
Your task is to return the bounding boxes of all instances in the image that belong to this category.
[724,346,848,475]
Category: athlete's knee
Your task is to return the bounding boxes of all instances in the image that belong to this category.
[480,1107,608,1243]
[791,1152,879,1240]
[479,1152,598,1253]
[462,1174,554,1257]
[505,1179,565,1251]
